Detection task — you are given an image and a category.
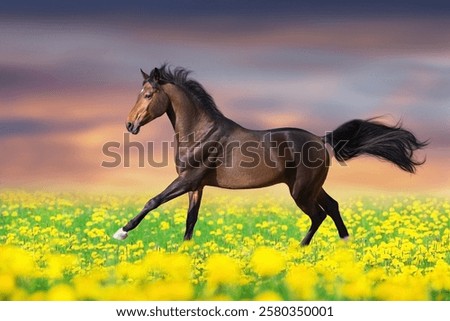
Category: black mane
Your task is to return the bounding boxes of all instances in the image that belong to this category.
[151,64,224,119]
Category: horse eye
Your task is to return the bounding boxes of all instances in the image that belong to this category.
[144,93,153,99]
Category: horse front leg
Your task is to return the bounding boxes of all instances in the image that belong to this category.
[113,176,194,240]
[183,188,203,241]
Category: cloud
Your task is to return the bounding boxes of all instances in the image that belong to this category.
[230,97,286,112]
[131,17,450,54]
[0,13,449,192]
[2,1,450,21]
[0,118,55,137]
[0,134,94,186]
[0,117,101,137]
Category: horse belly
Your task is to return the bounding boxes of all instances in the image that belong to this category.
[211,162,284,189]
[212,146,285,189]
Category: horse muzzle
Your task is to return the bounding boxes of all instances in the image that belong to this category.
[126,122,140,135]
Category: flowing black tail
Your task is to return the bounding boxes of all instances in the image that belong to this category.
[324,118,428,173]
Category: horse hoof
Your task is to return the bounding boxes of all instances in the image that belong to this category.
[342,236,350,241]
[113,228,128,240]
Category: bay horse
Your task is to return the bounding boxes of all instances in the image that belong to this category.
[113,65,426,245]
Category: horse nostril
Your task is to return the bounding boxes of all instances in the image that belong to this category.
[126,122,132,131]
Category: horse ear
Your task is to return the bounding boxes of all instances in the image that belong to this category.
[152,68,161,83]
[140,68,149,80]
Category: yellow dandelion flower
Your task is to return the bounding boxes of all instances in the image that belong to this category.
[160,221,170,230]
[0,246,35,277]
[145,280,194,300]
[285,264,317,300]
[255,290,283,301]
[205,254,241,287]
[46,284,76,301]
[250,246,285,277]
[0,274,15,296]
[72,275,102,300]
[341,278,372,299]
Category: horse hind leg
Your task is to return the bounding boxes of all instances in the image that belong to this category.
[288,162,331,245]
[297,200,327,246]
[290,183,326,246]
[317,189,349,240]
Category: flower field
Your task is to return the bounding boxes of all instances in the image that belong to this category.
[0,190,449,300]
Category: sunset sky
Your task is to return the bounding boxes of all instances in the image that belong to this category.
[0,1,449,195]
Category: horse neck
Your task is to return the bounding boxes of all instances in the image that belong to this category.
[163,83,221,140]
